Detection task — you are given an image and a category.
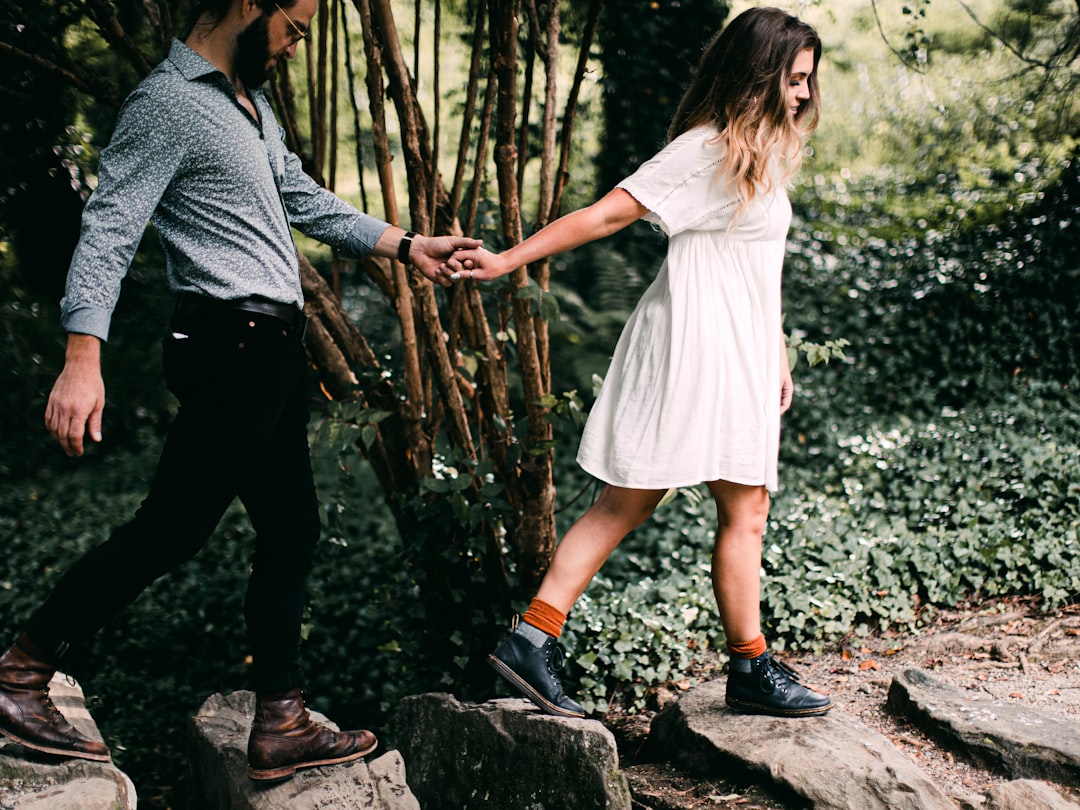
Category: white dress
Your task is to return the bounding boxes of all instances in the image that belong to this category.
[576,125,791,492]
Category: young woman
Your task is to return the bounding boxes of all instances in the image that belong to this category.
[442,7,831,719]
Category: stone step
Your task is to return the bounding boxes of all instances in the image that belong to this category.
[188,690,419,810]
[888,667,1080,787]
[393,693,632,810]
[984,779,1080,810]
[649,676,956,810]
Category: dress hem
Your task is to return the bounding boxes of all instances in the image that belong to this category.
[575,458,778,493]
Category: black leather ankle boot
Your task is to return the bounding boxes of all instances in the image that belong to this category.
[489,631,585,718]
[726,652,832,717]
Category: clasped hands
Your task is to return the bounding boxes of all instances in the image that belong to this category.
[436,245,509,284]
[408,238,507,286]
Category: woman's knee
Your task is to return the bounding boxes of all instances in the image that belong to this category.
[709,481,770,535]
[588,486,663,532]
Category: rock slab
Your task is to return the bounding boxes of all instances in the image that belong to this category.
[985,779,1080,810]
[650,676,956,810]
[188,690,419,810]
[0,673,136,809]
[394,693,632,810]
[888,667,1080,786]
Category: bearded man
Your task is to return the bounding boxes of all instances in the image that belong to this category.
[0,0,477,781]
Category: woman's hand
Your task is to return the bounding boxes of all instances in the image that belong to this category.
[410,235,482,286]
[779,340,794,414]
[438,246,513,283]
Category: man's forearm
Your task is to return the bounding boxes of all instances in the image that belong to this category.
[64,332,103,370]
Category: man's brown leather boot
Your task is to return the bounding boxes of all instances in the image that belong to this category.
[0,634,111,761]
[247,689,377,781]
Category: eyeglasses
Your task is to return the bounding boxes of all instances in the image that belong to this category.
[274,3,309,45]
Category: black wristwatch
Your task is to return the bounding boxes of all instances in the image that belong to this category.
[397,231,416,264]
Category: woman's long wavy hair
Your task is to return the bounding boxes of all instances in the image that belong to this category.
[668,7,821,210]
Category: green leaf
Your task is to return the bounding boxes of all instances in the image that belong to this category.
[420,477,450,494]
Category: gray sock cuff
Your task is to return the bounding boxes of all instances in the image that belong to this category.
[515,619,553,648]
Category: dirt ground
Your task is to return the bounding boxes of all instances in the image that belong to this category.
[608,597,1080,809]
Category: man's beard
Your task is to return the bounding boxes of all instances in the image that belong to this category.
[236,13,272,88]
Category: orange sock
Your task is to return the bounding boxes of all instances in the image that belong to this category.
[522,598,567,639]
[726,634,767,660]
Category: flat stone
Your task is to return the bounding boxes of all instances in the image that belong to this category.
[649,676,955,810]
[0,674,137,809]
[985,779,1080,810]
[394,693,632,810]
[887,667,1080,786]
[188,690,419,810]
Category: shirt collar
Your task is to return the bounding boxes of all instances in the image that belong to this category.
[167,38,225,82]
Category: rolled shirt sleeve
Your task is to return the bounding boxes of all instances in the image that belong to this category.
[277,135,390,257]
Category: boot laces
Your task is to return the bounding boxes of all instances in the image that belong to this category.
[763,654,802,685]
[39,688,63,725]
[547,643,567,674]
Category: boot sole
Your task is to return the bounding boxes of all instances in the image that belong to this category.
[0,726,111,762]
[487,654,585,718]
[247,739,378,781]
[725,697,833,717]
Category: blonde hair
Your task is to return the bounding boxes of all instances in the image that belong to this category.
[668,7,821,210]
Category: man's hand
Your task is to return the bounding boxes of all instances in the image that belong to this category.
[45,333,105,457]
[438,246,510,283]
[410,235,482,286]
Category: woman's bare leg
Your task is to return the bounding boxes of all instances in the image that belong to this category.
[706,479,832,716]
[488,484,665,717]
[535,484,667,614]
[705,479,769,644]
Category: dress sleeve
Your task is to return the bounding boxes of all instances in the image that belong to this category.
[616,126,737,236]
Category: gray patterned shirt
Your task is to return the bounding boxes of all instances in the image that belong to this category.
[62,39,390,341]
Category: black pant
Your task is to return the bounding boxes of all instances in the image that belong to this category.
[26,305,319,693]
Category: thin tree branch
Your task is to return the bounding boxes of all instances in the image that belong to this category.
[77,0,156,76]
[429,0,442,234]
[550,0,602,220]
[869,0,926,73]
[0,41,123,107]
[340,0,370,213]
[450,1,486,221]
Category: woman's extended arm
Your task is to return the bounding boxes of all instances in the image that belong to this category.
[442,188,648,282]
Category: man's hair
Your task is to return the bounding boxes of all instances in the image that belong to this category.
[668,6,821,209]
[185,0,299,36]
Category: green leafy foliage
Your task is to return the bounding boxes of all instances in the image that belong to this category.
[766,384,1080,640]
